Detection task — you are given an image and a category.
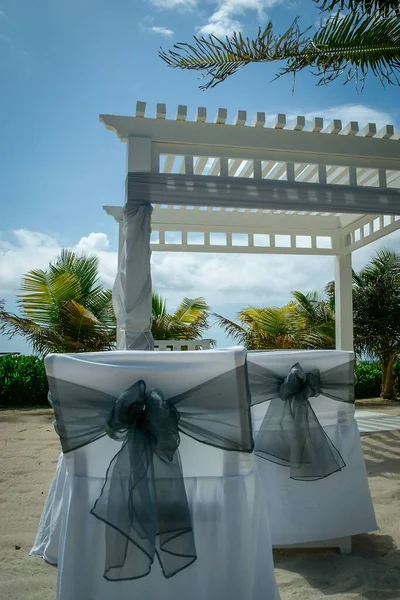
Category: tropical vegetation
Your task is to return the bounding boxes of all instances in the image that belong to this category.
[0,250,116,356]
[160,0,400,91]
[0,250,212,356]
[0,354,48,408]
[215,249,400,399]
[214,290,335,350]
[352,249,400,399]
[151,292,211,341]
[1,248,400,399]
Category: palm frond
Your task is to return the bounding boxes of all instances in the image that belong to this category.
[160,19,309,89]
[17,269,57,327]
[287,11,400,87]
[152,292,167,318]
[315,0,400,16]
[50,250,101,298]
[174,297,210,322]
[160,11,400,89]
[213,313,248,345]
[0,308,66,356]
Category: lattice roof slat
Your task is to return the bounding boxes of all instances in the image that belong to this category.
[101,102,400,257]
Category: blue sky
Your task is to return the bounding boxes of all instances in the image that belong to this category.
[1,0,400,353]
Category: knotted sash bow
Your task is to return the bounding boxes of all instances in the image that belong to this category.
[48,365,252,580]
[248,360,355,481]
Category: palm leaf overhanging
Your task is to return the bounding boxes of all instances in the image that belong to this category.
[315,0,400,15]
[160,7,400,89]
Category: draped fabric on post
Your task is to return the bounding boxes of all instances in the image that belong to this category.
[113,200,154,350]
[48,365,253,581]
[248,360,355,481]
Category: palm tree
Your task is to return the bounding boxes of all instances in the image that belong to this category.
[0,251,212,356]
[292,291,335,349]
[215,291,335,350]
[0,250,116,356]
[214,305,299,350]
[160,1,400,90]
[352,249,400,399]
[151,292,212,341]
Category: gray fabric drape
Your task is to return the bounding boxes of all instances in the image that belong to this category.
[249,360,355,481]
[113,201,154,350]
[48,363,253,581]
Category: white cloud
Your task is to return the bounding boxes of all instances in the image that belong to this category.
[148,25,174,37]
[0,230,117,296]
[0,10,8,19]
[198,0,283,38]
[2,227,400,337]
[316,10,346,27]
[76,232,110,253]
[281,105,396,130]
[150,0,197,9]
[310,105,395,129]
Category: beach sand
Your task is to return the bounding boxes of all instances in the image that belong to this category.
[1,407,399,600]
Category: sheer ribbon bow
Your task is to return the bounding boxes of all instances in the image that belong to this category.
[249,360,355,481]
[48,365,252,580]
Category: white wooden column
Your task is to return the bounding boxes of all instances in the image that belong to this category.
[334,237,353,351]
[126,136,153,173]
[103,206,124,348]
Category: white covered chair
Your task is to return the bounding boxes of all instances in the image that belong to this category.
[249,349,377,551]
[31,348,280,600]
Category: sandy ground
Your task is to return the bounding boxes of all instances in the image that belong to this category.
[0,406,400,600]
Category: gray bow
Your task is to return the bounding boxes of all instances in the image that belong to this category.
[48,363,253,580]
[92,380,194,581]
[249,361,352,481]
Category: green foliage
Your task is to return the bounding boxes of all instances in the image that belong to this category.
[355,360,400,399]
[0,355,49,407]
[160,1,400,90]
[0,249,116,356]
[215,292,334,351]
[353,249,400,399]
[0,251,212,356]
[152,295,212,341]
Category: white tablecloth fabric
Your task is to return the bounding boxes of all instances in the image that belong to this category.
[31,349,280,600]
[250,350,378,545]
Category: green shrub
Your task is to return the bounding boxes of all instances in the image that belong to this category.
[0,355,49,407]
[355,359,400,399]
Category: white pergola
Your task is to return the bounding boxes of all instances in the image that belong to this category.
[102,102,400,352]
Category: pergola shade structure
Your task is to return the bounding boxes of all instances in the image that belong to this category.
[102,102,400,352]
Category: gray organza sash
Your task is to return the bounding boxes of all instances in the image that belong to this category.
[249,360,355,481]
[48,365,253,581]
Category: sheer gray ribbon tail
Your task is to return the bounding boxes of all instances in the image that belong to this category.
[90,398,195,580]
[249,361,354,481]
[48,364,252,580]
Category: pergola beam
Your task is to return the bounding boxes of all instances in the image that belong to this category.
[101,113,400,171]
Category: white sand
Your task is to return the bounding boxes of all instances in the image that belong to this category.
[1,407,399,600]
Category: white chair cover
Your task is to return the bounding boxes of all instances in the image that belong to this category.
[31,349,280,600]
[249,350,377,546]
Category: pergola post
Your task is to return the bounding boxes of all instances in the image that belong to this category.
[112,137,154,350]
[334,236,353,351]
